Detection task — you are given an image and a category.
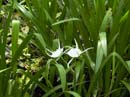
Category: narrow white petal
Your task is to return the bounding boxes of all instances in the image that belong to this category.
[67,58,74,68]
[74,39,79,49]
[81,47,94,54]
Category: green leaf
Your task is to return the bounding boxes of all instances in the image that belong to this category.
[121,80,130,92]
[0,67,11,74]
[75,63,81,82]
[126,61,130,72]
[42,85,63,97]
[100,8,113,32]
[55,63,66,91]
[99,32,107,56]
[12,20,20,57]
[120,11,129,23]
[64,21,73,45]
[95,40,104,73]
[109,0,128,40]
[14,2,37,25]
[100,52,130,73]
[64,91,81,97]
[52,18,80,26]
[34,33,46,49]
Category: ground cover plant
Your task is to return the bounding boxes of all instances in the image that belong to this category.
[0,0,130,97]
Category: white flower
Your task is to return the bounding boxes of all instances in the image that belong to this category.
[66,48,82,58]
[66,39,93,58]
[46,40,63,58]
[66,39,93,68]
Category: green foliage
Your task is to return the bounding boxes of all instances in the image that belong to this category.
[0,0,130,97]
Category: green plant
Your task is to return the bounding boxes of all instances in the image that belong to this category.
[0,1,33,97]
[1,0,130,97]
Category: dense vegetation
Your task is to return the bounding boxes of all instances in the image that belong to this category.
[0,0,130,97]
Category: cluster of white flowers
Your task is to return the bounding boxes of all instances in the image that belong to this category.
[46,39,93,58]
[46,39,93,67]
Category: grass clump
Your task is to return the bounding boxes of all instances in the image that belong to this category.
[0,0,130,97]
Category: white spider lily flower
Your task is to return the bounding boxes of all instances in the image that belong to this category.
[47,48,63,58]
[67,48,82,58]
[66,39,93,58]
[66,39,93,68]
[46,40,63,58]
